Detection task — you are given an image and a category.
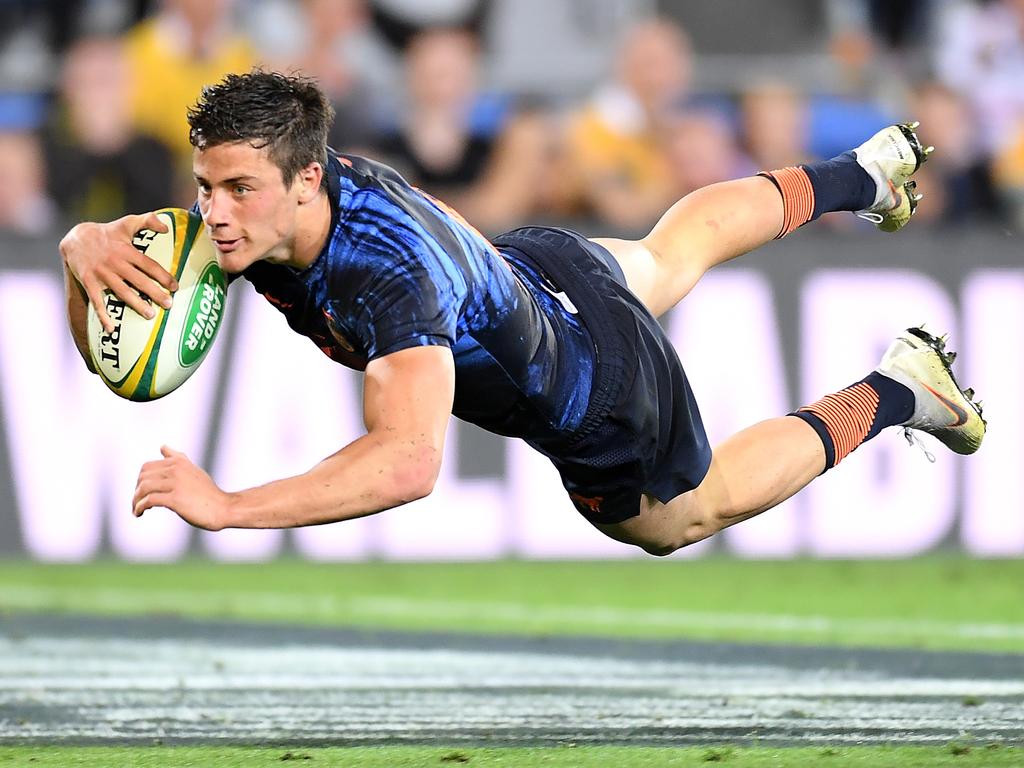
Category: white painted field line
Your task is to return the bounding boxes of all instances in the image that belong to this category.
[2,583,1024,643]
[350,597,1024,642]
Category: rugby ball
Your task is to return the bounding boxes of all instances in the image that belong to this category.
[87,208,228,401]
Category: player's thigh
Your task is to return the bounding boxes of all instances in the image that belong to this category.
[589,237,660,311]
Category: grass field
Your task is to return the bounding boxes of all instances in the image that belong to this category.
[1,744,1023,767]
[1,557,1022,652]
[2,556,1022,767]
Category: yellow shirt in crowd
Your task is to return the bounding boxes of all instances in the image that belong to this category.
[123,18,255,167]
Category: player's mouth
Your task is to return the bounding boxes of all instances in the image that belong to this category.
[213,237,243,254]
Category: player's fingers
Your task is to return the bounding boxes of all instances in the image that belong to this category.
[132,472,152,504]
[125,210,169,234]
[81,279,114,334]
[160,445,184,460]
[134,492,169,517]
[133,470,174,510]
[126,264,173,310]
[139,457,172,474]
[139,210,168,234]
[121,213,177,292]
[126,242,178,293]
[103,274,156,320]
[134,468,170,493]
[92,261,148,316]
[134,471,172,499]
[132,484,147,515]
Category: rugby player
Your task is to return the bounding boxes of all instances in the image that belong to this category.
[60,72,985,555]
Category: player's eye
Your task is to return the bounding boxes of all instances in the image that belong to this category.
[197,182,211,196]
[233,185,250,196]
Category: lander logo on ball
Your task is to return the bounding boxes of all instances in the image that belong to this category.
[180,263,227,366]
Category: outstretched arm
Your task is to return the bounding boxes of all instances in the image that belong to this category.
[132,344,456,530]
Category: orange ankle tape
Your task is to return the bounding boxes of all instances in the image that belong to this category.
[761,166,815,239]
[798,382,880,466]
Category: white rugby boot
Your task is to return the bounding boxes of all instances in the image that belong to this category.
[853,122,933,232]
[876,327,986,455]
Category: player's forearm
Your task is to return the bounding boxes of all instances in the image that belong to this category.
[62,256,97,373]
[220,432,441,529]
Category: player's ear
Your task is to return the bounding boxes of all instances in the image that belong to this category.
[295,162,323,204]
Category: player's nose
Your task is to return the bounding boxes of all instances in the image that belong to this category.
[204,189,232,228]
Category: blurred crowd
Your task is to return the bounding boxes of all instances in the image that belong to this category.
[1,0,1023,238]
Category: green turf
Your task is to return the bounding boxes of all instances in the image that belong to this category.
[1,557,1023,652]
[1,745,1021,767]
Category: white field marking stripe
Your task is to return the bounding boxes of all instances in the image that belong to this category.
[3,675,1024,697]
[349,596,1024,641]
[3,583,1024,641]
[1,638,1023,745]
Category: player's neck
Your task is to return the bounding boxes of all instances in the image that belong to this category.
[288,193,332,270]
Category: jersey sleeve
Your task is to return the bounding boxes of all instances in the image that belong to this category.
[333,226,464,361]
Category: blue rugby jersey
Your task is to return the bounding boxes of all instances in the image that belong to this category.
[236,154,596,439]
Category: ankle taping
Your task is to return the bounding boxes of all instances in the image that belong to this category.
[791,372,915,471]
[760,152,878,239]
[758,167,813,239]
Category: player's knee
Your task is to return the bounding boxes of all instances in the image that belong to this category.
[640,540,682,557]
[634,504,717,556]
[638,530,707,557]
[631,527,693,557]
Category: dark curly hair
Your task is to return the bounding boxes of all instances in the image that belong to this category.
[187,70,335,190]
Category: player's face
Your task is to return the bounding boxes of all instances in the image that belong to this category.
[193,141,304,273]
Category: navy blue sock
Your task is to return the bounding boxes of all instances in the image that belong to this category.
[862,371,916,438]
[800,152,878,220]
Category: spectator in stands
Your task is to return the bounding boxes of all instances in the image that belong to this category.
[740,81,813,172]
[375,26,547,234]
[906,80,1003,227]
[935,0,1024,153]
[0,130,55,236]
[122,0,256,182]
[662,109,753,198]
[813,1,901,162]
[936,0,1024,226]
[368,0,491,53]
[992,124,1024,228]
[565,17,693,232]
[272,0,381,154]
[825,0,934,74]
[44,36,175,223]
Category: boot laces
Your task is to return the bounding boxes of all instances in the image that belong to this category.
[902,427,936,463]
[855,211,885,224]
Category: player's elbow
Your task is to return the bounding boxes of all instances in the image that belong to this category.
[388,443,443,503]
[395,470,437,504]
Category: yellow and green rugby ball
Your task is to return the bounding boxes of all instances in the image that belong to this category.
[87,208,227,402]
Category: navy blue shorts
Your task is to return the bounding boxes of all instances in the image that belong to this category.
[492,226,712,525]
